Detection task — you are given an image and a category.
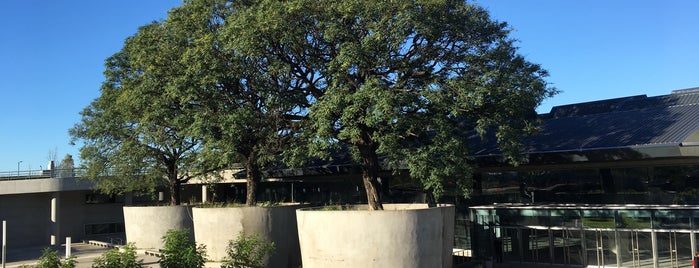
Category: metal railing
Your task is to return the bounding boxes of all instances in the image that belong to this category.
[0,168,86,181]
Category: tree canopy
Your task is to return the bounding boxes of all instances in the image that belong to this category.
[225,0,556,209]
[72,0,555,209]
[70,18,205,205]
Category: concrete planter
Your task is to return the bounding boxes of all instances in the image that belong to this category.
[296,204,455,268]
[192,204,304,267]
[123,206,193,249]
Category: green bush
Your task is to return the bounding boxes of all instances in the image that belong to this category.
[159,229,207,268]
[34,247,77,268]
[91,243,144,268]
[221,232,275,268]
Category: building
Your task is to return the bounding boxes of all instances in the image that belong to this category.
[0,163,124,248]
[5,87,699,268]
[468,87,699,267]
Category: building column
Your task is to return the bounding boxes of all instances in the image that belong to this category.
[50,192,60,246]
[202,185,208,203]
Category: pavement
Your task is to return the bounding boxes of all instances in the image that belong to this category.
[2,242,161,268]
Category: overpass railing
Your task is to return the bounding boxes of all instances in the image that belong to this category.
[0,168,86,181]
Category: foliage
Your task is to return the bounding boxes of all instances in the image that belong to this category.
[57,154,75,178]
[221,232,276,268]
[159,229,207,268]
[34,247,77,268]
[91,243,144,268]
[69,13,210,205]
[74,0,556,209]
[164,0,303,206]
[225,0,557,209]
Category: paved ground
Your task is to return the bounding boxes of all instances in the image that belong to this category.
[3,243,161,268]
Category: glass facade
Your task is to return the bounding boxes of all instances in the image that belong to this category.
[472,165,699,206]
[471,205,699,267]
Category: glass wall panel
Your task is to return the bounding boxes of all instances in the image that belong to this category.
[583,210,616,229]
[494,208,550,227]
[524,169,601,203]
[550,209,582,228]
[502,228,521,262]
[585,230,617,267]
[611,167,650,193]
[618,230,654,268]
[551,229,583,265]
[654,210,690,229]
[617,210,652,229]
[653,165,699,204]
[519,209,550,227]
[656,232,691,268]
[496,209,520,227]
[482,172,520,195]
[522,228,551,263]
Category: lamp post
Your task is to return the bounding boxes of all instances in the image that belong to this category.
[17,161,22,177]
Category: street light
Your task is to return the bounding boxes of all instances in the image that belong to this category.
[17,161,22,177]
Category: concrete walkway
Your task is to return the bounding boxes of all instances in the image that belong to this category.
[3,243,160,268]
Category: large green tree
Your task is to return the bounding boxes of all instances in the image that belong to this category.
[165,0,303,206]
[70,19,205,205]
[227,0,556,210]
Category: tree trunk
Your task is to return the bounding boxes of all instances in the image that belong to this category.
[358,144,383,210]
[245,151,261,206]
[166,161,181,206]
[169,179,181,206]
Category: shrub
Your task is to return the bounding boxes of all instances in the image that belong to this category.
[221,232,275,268]
[159,229,207,268]
[35,247,77,268]
[91,243,143,268]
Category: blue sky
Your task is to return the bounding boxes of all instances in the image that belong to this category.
[1,0,698,172]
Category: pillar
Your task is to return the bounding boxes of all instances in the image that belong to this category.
[202,185,208,203]
[51,193,60,246]
[2,220,6,268]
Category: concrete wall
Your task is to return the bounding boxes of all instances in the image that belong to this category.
[123,206,193,249]
[296,204,455,268]
[0,177,93,195]
[192,204,303,267]
[0,190,124,248]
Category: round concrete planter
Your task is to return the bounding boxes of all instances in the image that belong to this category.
[123,206,193,249]
[192,204,304,267]
[296,204,455,268]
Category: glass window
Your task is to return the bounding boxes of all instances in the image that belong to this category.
[617,210,651,229]
[654,210,690,229]
[550,209,582,227]
[583,209,615,229]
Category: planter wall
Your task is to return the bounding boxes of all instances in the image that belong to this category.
[123,206,193,249]
[192,204,304,267]
[296,204,455,268]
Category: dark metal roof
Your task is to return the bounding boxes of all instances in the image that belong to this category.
[472,88,699,157]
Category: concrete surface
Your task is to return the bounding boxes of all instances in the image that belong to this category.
[296,204,455,268]
[123,206,193,250]
[0,177,93,195]
[192,204,304,267]
[2,242,160,268]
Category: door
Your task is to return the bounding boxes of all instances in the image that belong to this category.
[585,230,617,267]
[657,231,690,268]
[618,230,653,268]
[552,229,583,265]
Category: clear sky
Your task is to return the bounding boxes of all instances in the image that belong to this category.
[1,0,698,172]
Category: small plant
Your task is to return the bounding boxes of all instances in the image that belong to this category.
[318,205,343,211]
[91,243,144,268]
[159,229,207,268]
[260,201,278,207]
[35,247,77,268]
[221,232,275,268]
